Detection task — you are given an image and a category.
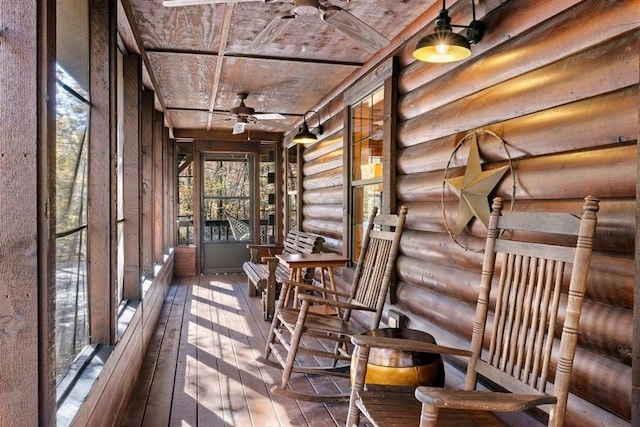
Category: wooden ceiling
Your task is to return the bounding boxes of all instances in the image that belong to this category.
[117,0,439,139]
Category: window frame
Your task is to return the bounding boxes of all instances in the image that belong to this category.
[343,57,397,264]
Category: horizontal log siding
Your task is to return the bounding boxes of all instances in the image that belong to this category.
[393,0,637,424]
[294,0,638,424]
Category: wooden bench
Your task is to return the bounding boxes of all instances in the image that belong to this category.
[243,230,325,320]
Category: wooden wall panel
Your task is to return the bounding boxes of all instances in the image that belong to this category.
[153,111,164,264]
[398,0,639,118]
[0,0,55,424]
[297,0,639,424]
[122,53,142,301]
[70,258,174,427]
[88,0,118,346]
[140,90,155,277]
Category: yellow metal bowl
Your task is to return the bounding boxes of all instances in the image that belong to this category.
[350,328,445,387]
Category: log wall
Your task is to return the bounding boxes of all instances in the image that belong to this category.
[292,0,639,424]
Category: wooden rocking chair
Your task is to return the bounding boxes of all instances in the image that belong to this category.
[348,196,599,427]
[262,205,408,402]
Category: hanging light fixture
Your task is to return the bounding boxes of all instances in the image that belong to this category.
[293,111,323,144]
[412,0,485,63]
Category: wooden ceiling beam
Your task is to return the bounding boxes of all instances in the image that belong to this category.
[207,3,234,131]
[173,128,281,142]
[144,48,364,67]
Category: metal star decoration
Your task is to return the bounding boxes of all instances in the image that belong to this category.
[445,133,509,237]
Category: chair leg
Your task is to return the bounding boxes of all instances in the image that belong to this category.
[281,300,310,389]
[264,283,289,358]
[347,344,370,427]
[419,404,439,427]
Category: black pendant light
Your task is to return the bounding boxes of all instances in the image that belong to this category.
[293,111,323,144]
[413,0,485,63]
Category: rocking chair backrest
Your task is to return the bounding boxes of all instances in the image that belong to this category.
[467,196,599,426]
[348,205,408,329]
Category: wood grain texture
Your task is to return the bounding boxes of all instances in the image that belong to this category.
[88,0,117,346]
[153,111,164,264]
[140,90,155,277]
[398,34,639,146]
[123,274,353,426]
[398,0,638,106]
[0,0,48,425]
[297,1,637,424]
[122,53,143,300]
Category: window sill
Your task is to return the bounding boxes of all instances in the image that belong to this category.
[56,298,139,426]
[56,344,112,427]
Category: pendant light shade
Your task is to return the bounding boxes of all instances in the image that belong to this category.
[293,111,323,144]
[413,1,484,63]
[292,121,317,144]
[413,26,471,63]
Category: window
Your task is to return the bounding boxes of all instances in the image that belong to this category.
[344,57,396,262]
[55,66,90,380]
[350,87,384,259]
[177,143,195,245]
[259,144,276,243]
[286,144,300,231]
[116,49,125,306]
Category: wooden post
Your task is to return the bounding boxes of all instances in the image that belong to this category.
[122,53,142,300]
[140,90,155,277]
[38,0,57,422]
[0,0,56,424]
[153,111,164,264]
[88,0,117,345]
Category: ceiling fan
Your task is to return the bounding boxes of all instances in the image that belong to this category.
[162,0,390,52]
[215,92,288,134]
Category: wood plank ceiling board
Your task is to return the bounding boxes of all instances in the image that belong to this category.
[214,56,359,115]
[147,51,218,110]
[127,2,224,51]
[122,0,441,135]
[167,109,213,129]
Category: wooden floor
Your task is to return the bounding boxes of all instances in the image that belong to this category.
[121,273,356,427]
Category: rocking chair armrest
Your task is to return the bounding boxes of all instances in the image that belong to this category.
[297,294,377,312]
[280,280,351,299]
[350,335,472,357]
[414,387,558,412]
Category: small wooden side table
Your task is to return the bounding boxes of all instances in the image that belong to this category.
[275,252,349,313]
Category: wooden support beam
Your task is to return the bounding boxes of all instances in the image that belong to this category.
[140,90,155,277]
[88,0,117,345]
[153,111,164,264]
[122,53,142,300]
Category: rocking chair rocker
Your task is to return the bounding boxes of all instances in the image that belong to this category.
[262,205,408,402]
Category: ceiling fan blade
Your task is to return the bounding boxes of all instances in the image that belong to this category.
[162,0,254,7]
[253,113,287,120]
[259,119,292,131]
[233,121,247,134]
[322,6,389,52]
[246,12,295,53]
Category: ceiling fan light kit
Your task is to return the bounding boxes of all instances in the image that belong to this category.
[413,0,485,63]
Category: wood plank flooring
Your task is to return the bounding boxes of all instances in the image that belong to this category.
[121,273,355,427]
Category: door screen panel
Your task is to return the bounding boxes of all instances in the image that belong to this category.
[201,155,252,273]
